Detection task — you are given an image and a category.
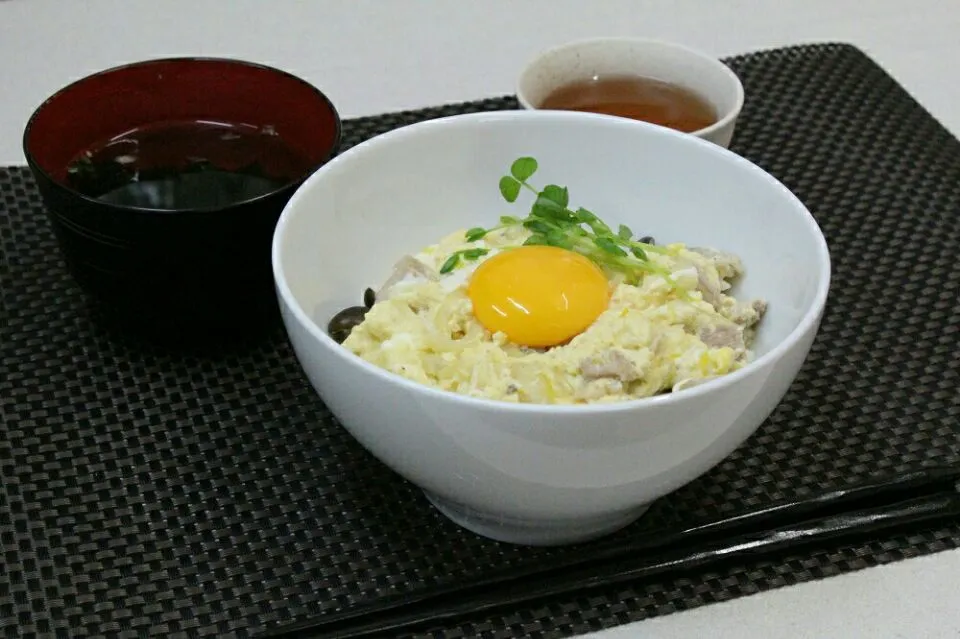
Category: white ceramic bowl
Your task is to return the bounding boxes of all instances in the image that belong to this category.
[272,110,830,546]
[517,37,745,148]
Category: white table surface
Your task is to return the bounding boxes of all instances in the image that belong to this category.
[2,1,959,637]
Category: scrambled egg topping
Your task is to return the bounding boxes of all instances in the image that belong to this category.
[343,228,766,405]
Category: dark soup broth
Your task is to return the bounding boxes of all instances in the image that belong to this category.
[65,119,312,210]
[539,75,717,133]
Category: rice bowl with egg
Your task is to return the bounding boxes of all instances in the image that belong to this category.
[273,110,829,545]
[337,157,767,405]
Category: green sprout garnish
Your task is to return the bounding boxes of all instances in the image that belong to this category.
[461,157,684,293]
[439,247,490,274]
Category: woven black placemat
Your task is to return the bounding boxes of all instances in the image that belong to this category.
[1,42,958,639]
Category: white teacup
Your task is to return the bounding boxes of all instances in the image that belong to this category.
[517,37,745,148]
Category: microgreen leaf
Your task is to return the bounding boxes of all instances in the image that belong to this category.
[523,219,557,235]
[465,227,488,242]
[574,207,596,223]
[593,236,627,256]
[523,234,549,246]
[499,215,521,225]
[586,217,613,236]
[532,195,575,222]
[500,176,521,202]
[462,248,489,260]
[510,157,538,181]
[618,224,633,240]
[541,184,569,208]
[631,246,647,260]
[439,254,460,274]
[545,230,573,249]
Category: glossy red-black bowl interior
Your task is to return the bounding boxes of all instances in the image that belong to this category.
[23,57,341,344]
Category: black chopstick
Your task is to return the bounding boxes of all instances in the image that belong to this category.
[258,465,960,639]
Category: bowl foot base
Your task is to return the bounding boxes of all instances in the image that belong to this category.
[423,491,650,546]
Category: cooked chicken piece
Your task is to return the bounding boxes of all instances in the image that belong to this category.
[376,255,438,300]
[696,266,723,307]
[728,298,768,327]
[579,349,641,382]
[690,247,744,280]
[699,324,745,350]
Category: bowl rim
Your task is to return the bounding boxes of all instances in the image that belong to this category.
[21,56,342,215]
[515,36,745,142]
[272,109,832,415]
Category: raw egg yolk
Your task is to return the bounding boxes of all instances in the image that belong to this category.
[466,245,610,347]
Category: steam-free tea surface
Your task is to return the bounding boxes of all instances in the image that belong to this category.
[539,75,716,132]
